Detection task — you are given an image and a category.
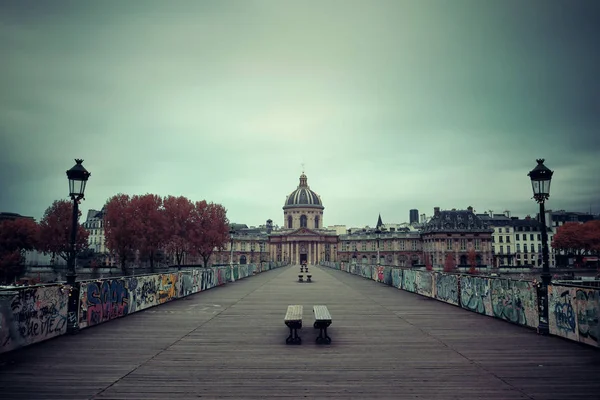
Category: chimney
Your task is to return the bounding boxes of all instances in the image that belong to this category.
[467,206,473,213]
[504,210,511,218]
[434,207,440,217]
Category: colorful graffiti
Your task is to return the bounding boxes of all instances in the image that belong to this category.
[433,273,459,305]
[402,270,417,293]
[490,279,537,328]
[321,262,599,348]
[79,279,129,328]
[416,271,433,297]
[460,276,491,315]
[576,288,599,346]
[0,286,68,353]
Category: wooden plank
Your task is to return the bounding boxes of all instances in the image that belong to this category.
[313,305,331,321]
[284,304,303,322]
[1,265,600,399]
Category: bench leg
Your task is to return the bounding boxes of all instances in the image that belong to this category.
[314,322,331,344]
[286,326,302,345]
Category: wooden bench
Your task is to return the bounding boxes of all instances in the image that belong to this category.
[306,274,312,282]
[298,274,304,282]
[313,305,332,344]
[284,305,303,344]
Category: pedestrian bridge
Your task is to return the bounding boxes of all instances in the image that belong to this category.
[1,265,599,399]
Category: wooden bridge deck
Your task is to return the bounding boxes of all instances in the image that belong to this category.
[1,265,599,399]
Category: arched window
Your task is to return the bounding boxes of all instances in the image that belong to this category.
[314,216,319,229]
[362,255,368,264]
[288,215,293,228]
[240,255,247,265]
[300,215,307,228]
[460,255,467,265]
[476,254,482,265]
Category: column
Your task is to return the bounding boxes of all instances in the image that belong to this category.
[295,241,299,265]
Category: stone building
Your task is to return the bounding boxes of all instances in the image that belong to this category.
[421,206,494,268]
[268,173,338,264]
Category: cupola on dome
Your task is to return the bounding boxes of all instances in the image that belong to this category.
[283,173,324,209]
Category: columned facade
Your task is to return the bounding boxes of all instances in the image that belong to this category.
[268,173,338,264]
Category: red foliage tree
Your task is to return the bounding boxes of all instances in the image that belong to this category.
[443,253,456,273]
[132,194,166,271]
[104,194,140,274]
[190,201,229,267]
[468,249,477,274]
[163,195,195,268]
[424,253,433,271]
[552,222,586,256]
[0,218,38,283]
[38,200,89,265]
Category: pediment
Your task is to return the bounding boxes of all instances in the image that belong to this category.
[288,227,320,237]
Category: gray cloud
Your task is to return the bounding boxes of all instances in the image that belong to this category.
[1,0,599,227]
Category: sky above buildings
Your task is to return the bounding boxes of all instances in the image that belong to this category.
[1,0,599,228]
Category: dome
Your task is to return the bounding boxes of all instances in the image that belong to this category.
[422,209,491,233]
[283,173,324,209]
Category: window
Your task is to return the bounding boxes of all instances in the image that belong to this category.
[499,236,503,243]
[516,234,520,241]
[530,244,535,252]
[288,215,292,228]
[300,215,307,228]
[537,234,541,241]
[361,242,366,251]
[506,236,510,243]
[399,240,405,250]
[524,245,528,253]
[475,239,481,250]
[530,234,534,241]
[516,244,520,252]
[507,246,511,254]
[499,228,503,233]
[500,245,504,254]
[460,239,466,250]
[315,216,319,229]
[446,239,452,250]
[412,241,417,251]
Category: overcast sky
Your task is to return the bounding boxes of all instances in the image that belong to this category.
[1,0,599,228]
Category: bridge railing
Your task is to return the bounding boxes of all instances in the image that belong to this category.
[320,261,599,349]
[0,262,287,354]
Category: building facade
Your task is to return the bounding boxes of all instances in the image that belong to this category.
[421,207,494,268]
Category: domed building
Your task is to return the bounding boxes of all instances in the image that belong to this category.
[268,173,338,265]
[283,173,324,229]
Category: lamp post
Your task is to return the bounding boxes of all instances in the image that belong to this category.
[229,229,235,281]
[528,158,554,335]
[333,245,337,263]
[375,229,381,266]
[251,242,255,265]
[66,159,90,334]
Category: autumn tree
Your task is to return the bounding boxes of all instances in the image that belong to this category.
[104,194,140,275]
[468,249,478,274]
[424,253,433,271]
[191,201,229,268]
[443,253,456,273]
[132,194,165,272]
[552,222,586,256]
[38,200,89,266]
[0,218,38,283]
[163,195,195,268]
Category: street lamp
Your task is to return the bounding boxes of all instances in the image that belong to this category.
[251,241,255,265]
[65,159,90,334]
[66,159,90,285]
[229,229,235,281]
[375,229,381,266]
[528,158,554,335]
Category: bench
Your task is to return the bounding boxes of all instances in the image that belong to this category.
[284,305,303,344]
[306,274,312,282]
[313,305,332,344]
[298,274,304,282]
